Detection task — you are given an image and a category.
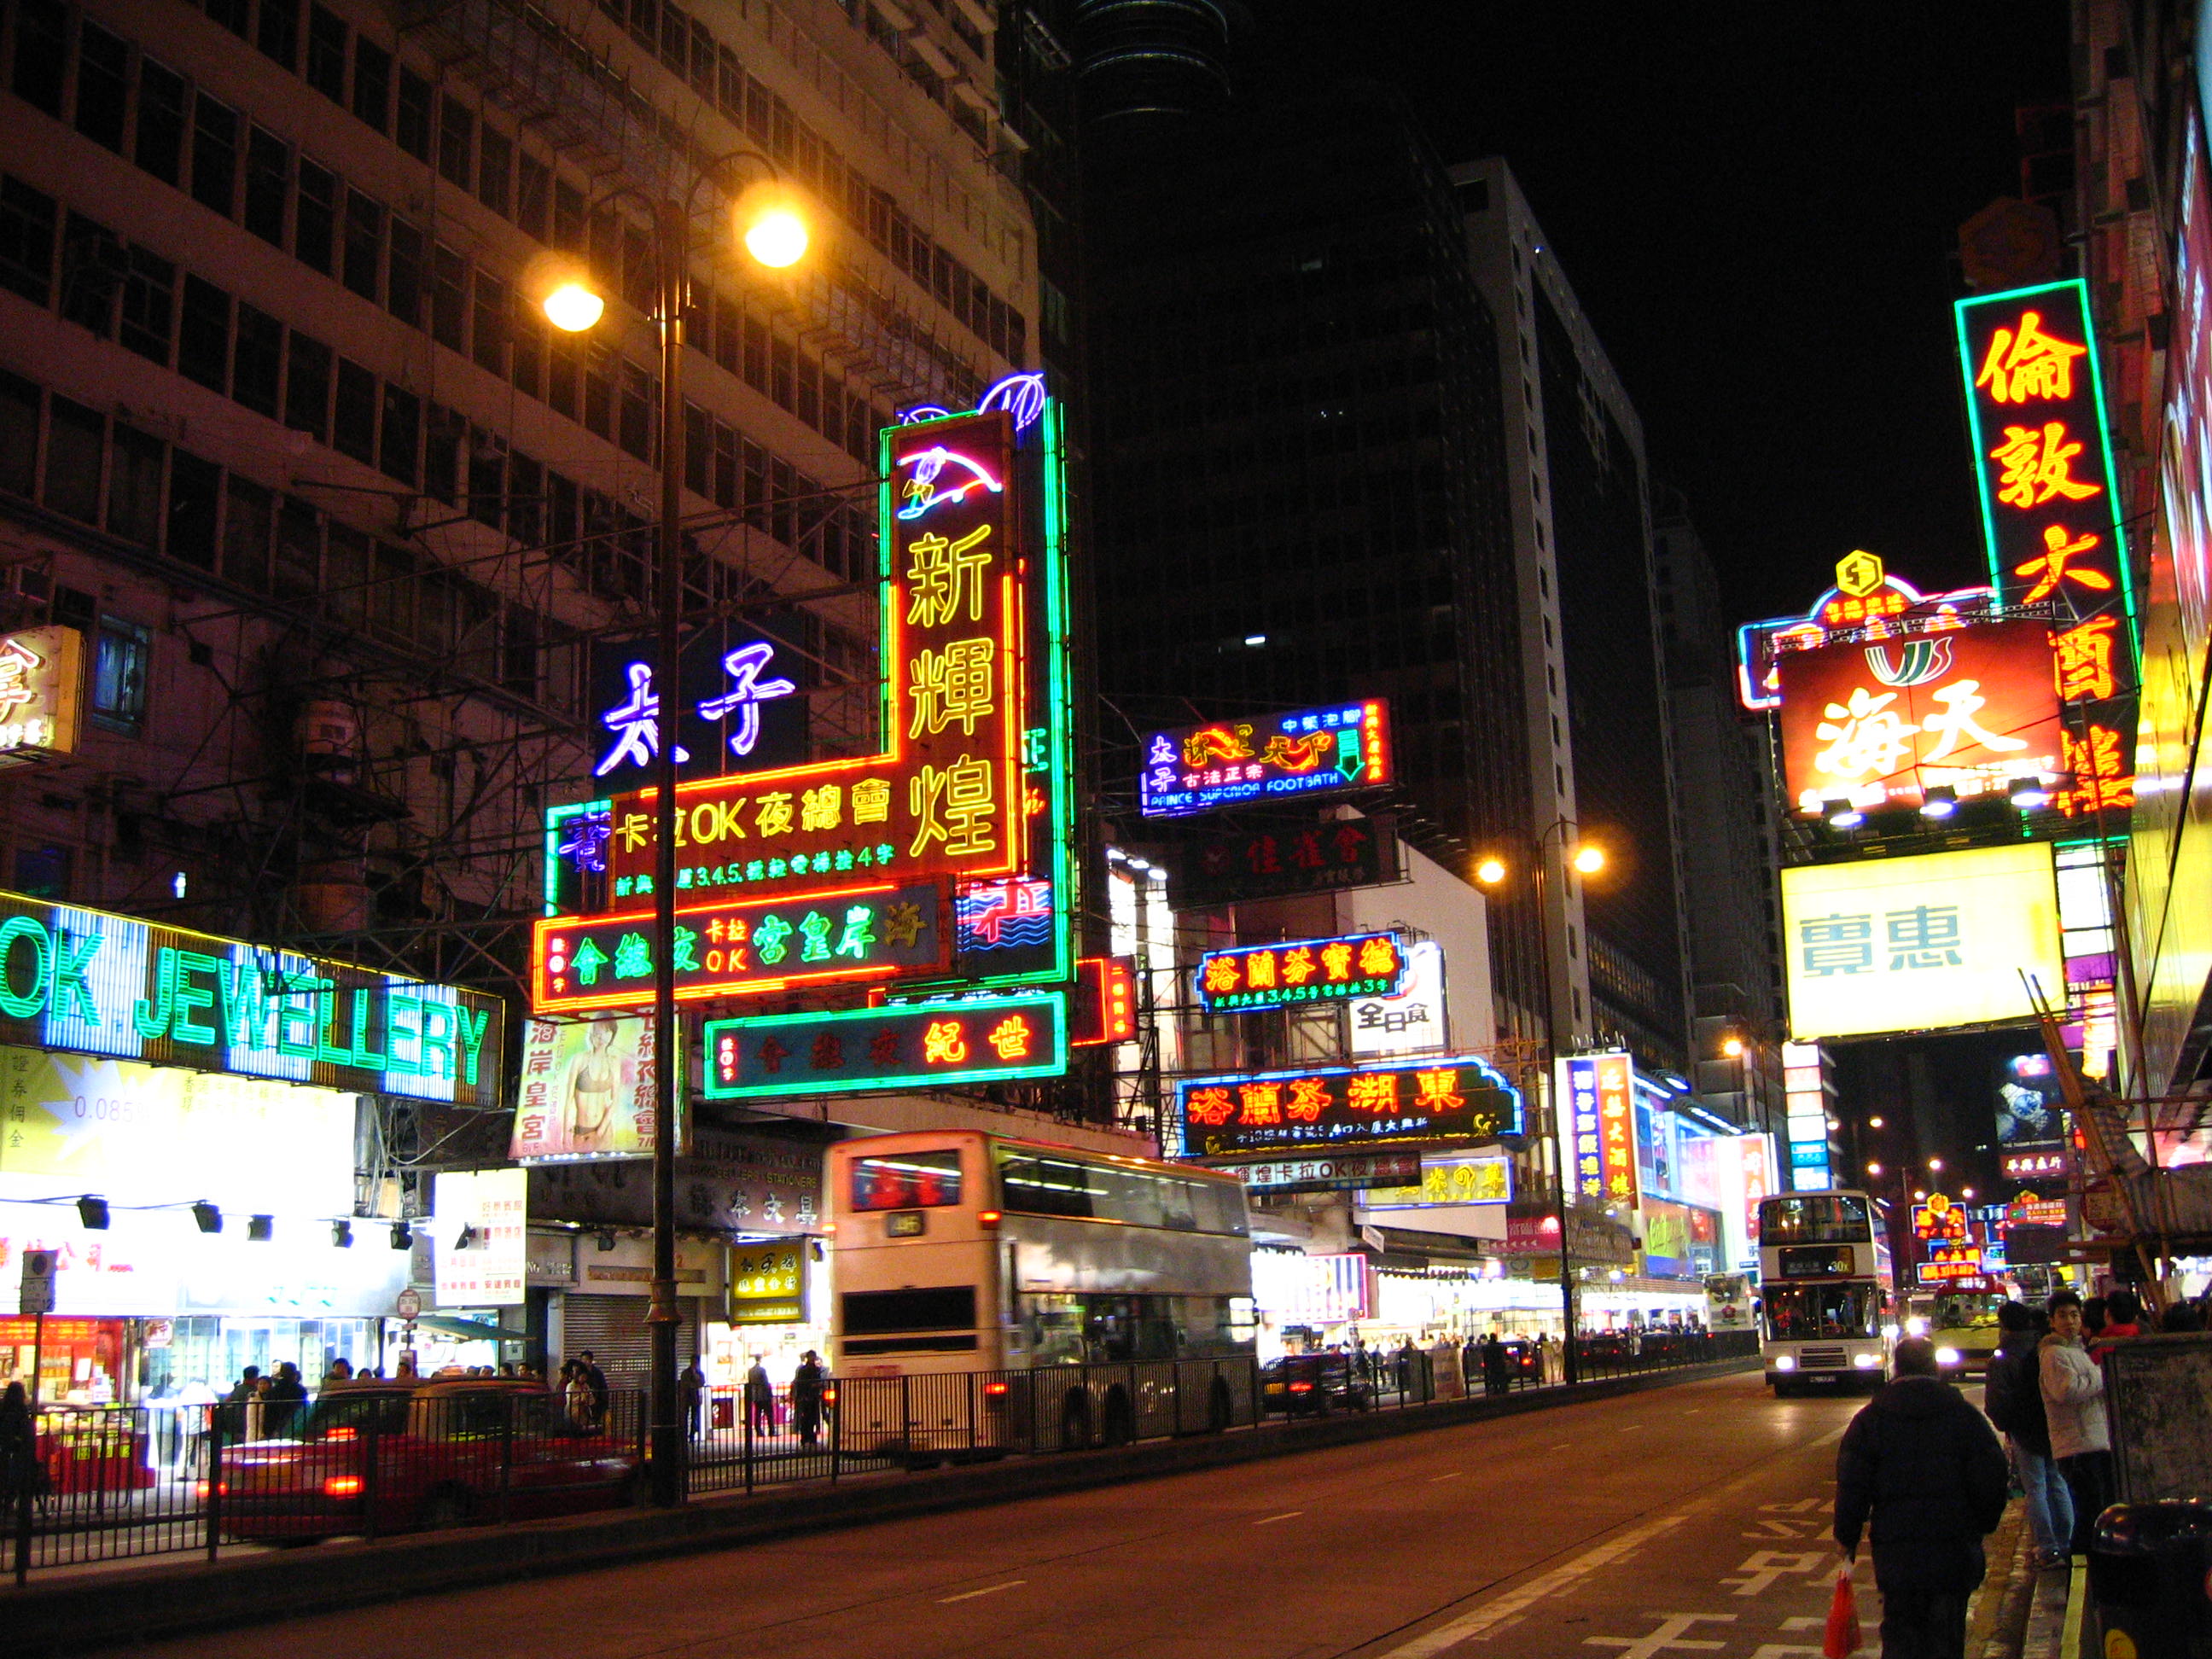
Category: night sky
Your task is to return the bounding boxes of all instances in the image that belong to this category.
[1241,3,2074,626]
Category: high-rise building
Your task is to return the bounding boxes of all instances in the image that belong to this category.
[1454,159,1691,1074]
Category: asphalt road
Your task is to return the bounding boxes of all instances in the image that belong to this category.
[104,1371,1896,1659]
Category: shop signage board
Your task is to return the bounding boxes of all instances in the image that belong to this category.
[1777,619,2064,817]
[433,1169,527,1307]
[1167,815,1392,910]
[1138,701,1392,818]
[2006,1193,2068,1228]
[1068,955,1136,1047]
[0,625,84,766]
[701,991,1068,1100]
[1557,1051,1637,1206]
[509,1014,673,1163]
[1194,932,1405,1013]
[527,1126,824,1236]
[727,1243,806,1324]
[0,889,502,1104]
[1782,843,2063,1040]
[1348,940,1447,1057]
[19,1247,55,1315]
[0,1043,357,1214]
[1918,1243,1987,1284]
[1176,1052,1522,1159]
[1361,1150,1513,1208]
[1912,1193,1970,1241]
[2001,1147,2072,1182]
[1210,1151,1423,1194]
[586,618,809,790]
[1737,554,1995,713]
[531,880,949,1012]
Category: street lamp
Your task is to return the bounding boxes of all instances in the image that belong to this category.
[540,151,806,1509]
[1476,819,1610,1385]
[1720,1035,1744,1058]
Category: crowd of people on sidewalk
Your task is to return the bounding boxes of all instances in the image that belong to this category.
[1834,1285,2207,1659]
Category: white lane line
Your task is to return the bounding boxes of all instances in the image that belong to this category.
[1550,1442,1572,1450]
[1375,1511,1690,1657]
[937,1580,1027,1604]
[1253,1510,1305,1526]
[1429,1472,1464,1482]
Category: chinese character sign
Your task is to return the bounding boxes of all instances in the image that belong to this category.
[1912,1192,1969,1242]
[727,1243,806,1324]
[1138,701,1392,818]
[0,626,84,765]
[1737,568,1994,713]
[1068,955,1136,1047]
[1956,281,2134,634]
[1782,843,2063,1040]
[508,1015,666,1163]
[1169,816,1390,909]
[587,620,808,789]
[531,880,947,1013]
[1174,1052,1522,1158]
[1195,932,1406,1012]
[434,1168,527,1307]
[701,990,1068,1100]
[1348,939,1448,1057]
[1214,1151,1423,1193]
[1777,619,2064,815]
[1556,1051,1638,1207]
[594,410,1024,905]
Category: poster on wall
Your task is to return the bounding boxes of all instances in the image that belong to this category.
[434,1168,527,1307]
[509,1016,676,1162]
[1348,940,1448,1057]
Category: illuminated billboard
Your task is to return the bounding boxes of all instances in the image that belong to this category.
[1169,815,1390,910]
[701,990,1067,1099]
[586,619,809,790]
[1557,1051,1637,1206]
[0,625,84,765]
[1175,1052,1522,1159]
[1777,619,2064,816]
[1736,554,1994,713]
[1138,701,1391,818]
[1781,844,2064,1040]
[1194,932,1405,1013]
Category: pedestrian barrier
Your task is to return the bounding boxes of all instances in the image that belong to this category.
[3,1332,1756,1583]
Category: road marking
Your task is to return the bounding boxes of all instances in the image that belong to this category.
[1720,1550,1830,1596]
[1550,1442,1572,1450]
[1253,1510,1304,1526]
[1583,1612,1734,1656]
[1617,1423,1644,1431]
[937,1580,1026,1604]
[1375,1512,1690,1656]
[1429,1472,1463,1482]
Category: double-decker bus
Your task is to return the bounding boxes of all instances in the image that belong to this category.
[827,1132,1257,1454]
[1756,1190,1894,1394]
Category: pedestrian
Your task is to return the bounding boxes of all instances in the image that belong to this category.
[577,1349,609,1422]
[1481,1330,1509,1396]
[2039,1289,2114,1557]
[678,1358,706,1439]
[395,1350,419,1381]
[1982,1301,2071,1570]
[323,1357,354,1387]
[2087,1289,2142,1361]
[2158,1301,2204,1333]
[0,1380,36,1522]
[1834,1336,2009,1659]
[2080,1295,2108,1347]
[265,1361,308,1437]
[220,1365,260,1441]
[561,1360,596,1431]
[744,1354,775,1434]
[792,1349,826,1449]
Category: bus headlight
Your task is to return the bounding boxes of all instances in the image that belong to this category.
[1773,1354,1796,1371]
[1905,1317,1929,1336]
[1853,1353,1882,1369]
[1935,1347,1962,1368]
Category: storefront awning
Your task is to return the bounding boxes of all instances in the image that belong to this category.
[407,1315,525,1344]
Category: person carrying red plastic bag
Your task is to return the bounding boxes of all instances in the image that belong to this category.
[1833,1336,2010,1658]
[1824,1564,1862,1657]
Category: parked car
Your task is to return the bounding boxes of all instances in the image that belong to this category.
[1260,1353,1372,1417]
[213,1378,637,1543]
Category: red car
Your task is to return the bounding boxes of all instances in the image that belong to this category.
[214,1378,638,1542]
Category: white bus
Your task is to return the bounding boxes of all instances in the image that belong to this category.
[1756,1190,1895,1395]
[827,1131,1258,1454]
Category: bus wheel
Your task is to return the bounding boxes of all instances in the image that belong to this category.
[1061,1391,1091,1450]
[1206,1378,1234,1435]
[1101,1388,1134,1447]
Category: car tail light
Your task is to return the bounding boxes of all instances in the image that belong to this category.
[323,1476,364,1497]
[196,1480,229,1498]
[1289,1382,1313,1394]
[323,1425,358,1441]
[823,1386,837,1405]
[983,1381,1009,1397]
[977,1209,1001,1228]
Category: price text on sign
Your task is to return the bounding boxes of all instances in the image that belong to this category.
[1195,932,1405,1013]
[1176,1052,1522,1157]
[593,412,1025,905]
[702,991,1067,1100]
[531,881,946,1013]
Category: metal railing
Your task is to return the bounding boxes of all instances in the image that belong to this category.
[3,1334,1756,1583]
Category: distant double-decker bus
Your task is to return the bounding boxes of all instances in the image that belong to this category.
[827,1131,1257,1452]
[1756,1190,1895,1394]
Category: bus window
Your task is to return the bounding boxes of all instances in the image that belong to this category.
[1758,1193,1872,1245]
[1763,1283,1881,1341]
[850,1150,963,1212]
[997,1151,1105,1219]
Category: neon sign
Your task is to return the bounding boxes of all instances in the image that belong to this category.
[588,623,808,789]
[0,626,83,764]
[701,989,1067,1098]
[531,880,948,1013]
[1193,932,1406,1013]
[1735,553,1994,713]
[1139,701,1392,818]
[895,447,1004,520]
[1175,1052,1522,1158]
[1557,1051,1637,1205]
[1069,955,1136,1047]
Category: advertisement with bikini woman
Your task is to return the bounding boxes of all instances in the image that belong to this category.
[509,1016,667,1161]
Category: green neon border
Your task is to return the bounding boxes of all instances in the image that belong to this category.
[1953,277,2140,663]
[698,988,1068,1098]
[543,799,608,917]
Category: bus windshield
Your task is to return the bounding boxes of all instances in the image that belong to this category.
[1759,1193,1872,1246]
[1764,1282,1883,1342]
[849,1150,963,1211]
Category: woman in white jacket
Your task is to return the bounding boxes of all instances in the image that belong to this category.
[2038,1289,2113,1554]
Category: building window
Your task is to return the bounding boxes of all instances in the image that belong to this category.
[191,95,241,217]
[294,160,336,273]
[44,396,103,523]
[351,38,392,132]
[74,22,130,151]
[119,247,175,364]
[395,68,432,161]
[91,617,151,731]
[284,329,331,439]
[0,177,57,305]
[107,424,164,547]
[232,303,282,416]
[13,845,73,900]
[244,127,289,247]
[341,190,383,301]
[306,5,347,101]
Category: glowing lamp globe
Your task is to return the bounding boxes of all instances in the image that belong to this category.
[744,207,808,269]
[1475,858,1506,886]
[544,282,605,333]
[1571,844,1605,876]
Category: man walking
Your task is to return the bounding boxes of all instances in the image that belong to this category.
[2040,1289,2114,1555]
[1982,1301,2071,1569]
[1834,1336,2009,1659]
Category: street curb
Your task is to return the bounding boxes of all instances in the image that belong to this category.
[7,1357,1755,1657]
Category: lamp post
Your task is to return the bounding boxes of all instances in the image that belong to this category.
[543,158,806,1507]
[1477,819,1605,1385]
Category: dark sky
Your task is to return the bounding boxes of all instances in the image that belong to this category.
[1241,3,2075,625]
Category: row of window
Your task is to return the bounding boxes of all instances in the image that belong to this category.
[1,168,879,598]
[3,8,896,471]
